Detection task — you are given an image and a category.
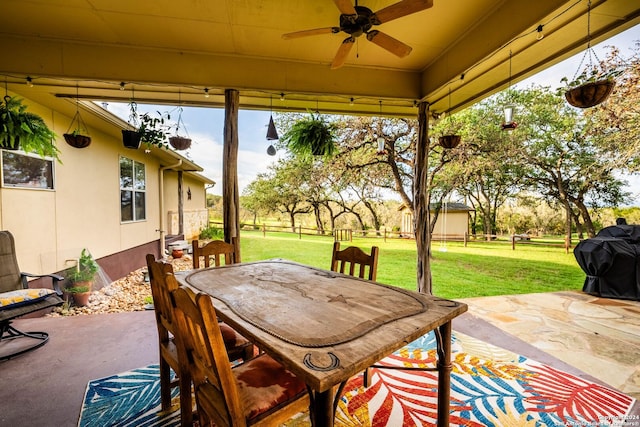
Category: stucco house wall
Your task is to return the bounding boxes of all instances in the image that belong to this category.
[0,91,213,280]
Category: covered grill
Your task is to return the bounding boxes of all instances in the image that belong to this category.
[573,225,640,301]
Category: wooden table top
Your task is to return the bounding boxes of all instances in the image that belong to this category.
[176,259,467,392]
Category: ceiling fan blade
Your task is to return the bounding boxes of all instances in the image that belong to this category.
[331,37,355,69]
[372,0,433,24]
[333,0,357,16]
[283,27,340,39]
[366,30,412,57]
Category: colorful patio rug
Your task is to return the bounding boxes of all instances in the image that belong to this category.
[78,331,636,427]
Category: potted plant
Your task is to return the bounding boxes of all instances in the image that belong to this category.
[65,249,99,307]
[281,112,337,158]
[562,67,621,109]
[168,107,191,150]
[63,110,91,148]
[65,285,91,307]
[122,102,170,149]
[0,96,60,160]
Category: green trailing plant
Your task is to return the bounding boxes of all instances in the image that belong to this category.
[560,66,623,91]
[65,285,90,294]
[281,112,337,158]
[124,101,171,149]
[0,96,60,160]
[67,248,99,284]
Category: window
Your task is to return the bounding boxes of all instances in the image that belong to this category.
[1,150,55,189]
[120,156,146,222]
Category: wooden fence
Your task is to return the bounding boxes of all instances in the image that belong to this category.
[209,221,572,251]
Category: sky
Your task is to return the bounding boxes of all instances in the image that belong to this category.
[105,24,639,203]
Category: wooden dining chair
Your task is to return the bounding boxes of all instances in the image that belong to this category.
[330,241,379,281]
[171,284,309,427]
[330,241,379,386]
[145,254,254,427]
[192,238,238,269]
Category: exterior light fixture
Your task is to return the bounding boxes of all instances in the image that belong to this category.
[204,88,210,98]
[536,24,544,41]
[377,101,387,155]
[26,77,34,87]
[502,51,518,131]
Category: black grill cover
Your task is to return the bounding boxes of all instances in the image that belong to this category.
[573,227,640,301]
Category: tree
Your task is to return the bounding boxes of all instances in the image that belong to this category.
[241,158,312,231]
[437,96,523,238]
[583,43,640,173]
[514,85,628,239]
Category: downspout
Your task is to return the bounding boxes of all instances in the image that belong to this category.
[158,160,182,257]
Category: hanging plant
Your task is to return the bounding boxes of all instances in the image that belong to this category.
[168,107,191,150]
[438,134,461,149]
[64,87,91,148]
[0,96,60,160]
[122,101,170,150]
[64,111,91,148]
[562,69,619,109]
[562,0,621,109]
[281,112,336,158]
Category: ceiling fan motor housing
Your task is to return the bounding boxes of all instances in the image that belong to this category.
[340,6,375,37]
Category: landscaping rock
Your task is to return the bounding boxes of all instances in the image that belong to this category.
[48,256,193,317]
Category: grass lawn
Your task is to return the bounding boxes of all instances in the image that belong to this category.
[239,230,585,299]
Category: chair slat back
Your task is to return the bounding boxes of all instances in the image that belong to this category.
[146,254,178,336]
[0,231,23,293]
[171,284,246,427]
[330,241,379,281]
[192,239,237,269]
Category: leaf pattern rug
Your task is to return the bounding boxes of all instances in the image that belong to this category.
[79,332,636,427]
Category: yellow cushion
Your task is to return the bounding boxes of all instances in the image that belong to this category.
[0,288,56,310]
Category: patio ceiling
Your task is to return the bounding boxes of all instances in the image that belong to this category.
[0,0,638,117]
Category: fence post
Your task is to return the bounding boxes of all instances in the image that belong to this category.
[262,223,266,238]
[384,229,387,242]
[511,235,516,250]
[299,225,302,239]
[464,232,468,247]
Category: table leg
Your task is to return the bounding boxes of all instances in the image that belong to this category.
[437,321,452,427]
[309,388,334,427]
[308,381,348,427]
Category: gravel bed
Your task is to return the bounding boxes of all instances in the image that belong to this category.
[48,256,194,317]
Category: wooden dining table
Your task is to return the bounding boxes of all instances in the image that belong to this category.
[175,259,467,427]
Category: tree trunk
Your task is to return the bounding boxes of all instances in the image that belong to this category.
[289,209,296,233]
[414,102,432,294]
[223,89,241,260]
[313,203,324,234]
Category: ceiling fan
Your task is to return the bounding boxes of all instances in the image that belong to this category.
[282,0,434,69]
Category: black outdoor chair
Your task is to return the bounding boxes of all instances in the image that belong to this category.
[0,230,64,360]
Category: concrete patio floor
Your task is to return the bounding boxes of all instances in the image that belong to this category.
[0,291,638,426]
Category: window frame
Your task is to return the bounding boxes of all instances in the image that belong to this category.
[119,156,146,223]
[1,149,56,191]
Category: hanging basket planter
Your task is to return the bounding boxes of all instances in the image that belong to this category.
[63,105,91,148]
[564,79,615,109]
[64,133,91,148]
[168,107,192,150]
[122,129,142,149]
[169,136,191,150]
[438,135,461,149]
